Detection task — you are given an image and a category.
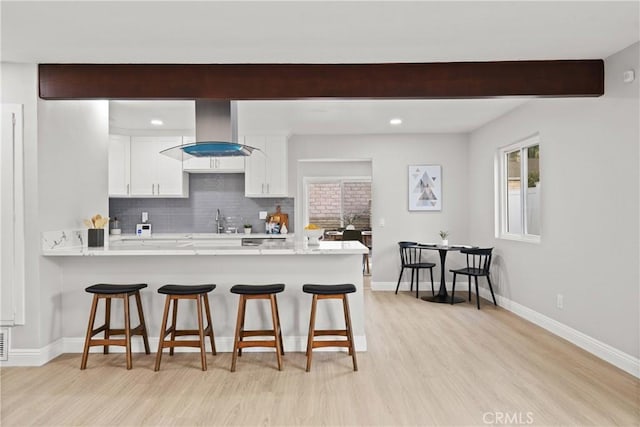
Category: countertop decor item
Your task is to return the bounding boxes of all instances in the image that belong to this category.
[84,214,109,247]
[439,230,449,246]
[244,224,252,234]
[268,205,289,231]
[304,224,324,246]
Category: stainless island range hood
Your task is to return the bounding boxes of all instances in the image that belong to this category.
[160,100,258,159]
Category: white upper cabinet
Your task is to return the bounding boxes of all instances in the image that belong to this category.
[243,135,288,197]
[128,136,188,197]
[182,136,245,173]
[108,134,131,197]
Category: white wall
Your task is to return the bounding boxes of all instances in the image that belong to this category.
[468,42,639,358]
[0,66,111,353]
[37,99,109,347]
[0,63,40,348]
[289,134,470,284]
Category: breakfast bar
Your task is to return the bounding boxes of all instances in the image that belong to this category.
[43,233,369,354]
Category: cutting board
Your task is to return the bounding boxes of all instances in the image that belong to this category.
[268,211,289,230]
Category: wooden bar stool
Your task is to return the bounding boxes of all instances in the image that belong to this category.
[154,284,217,371]
[303,284,358,372]
[229,284,285,372]
[81,283,150,370]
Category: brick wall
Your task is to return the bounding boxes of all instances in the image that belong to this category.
[308,181,371,230]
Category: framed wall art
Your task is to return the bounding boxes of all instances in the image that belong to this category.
[408,165,442,211]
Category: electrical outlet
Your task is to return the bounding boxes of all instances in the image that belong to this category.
[556,294,564,309]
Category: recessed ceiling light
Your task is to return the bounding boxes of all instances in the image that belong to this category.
[151,119,163,126]
[390,118,402,125]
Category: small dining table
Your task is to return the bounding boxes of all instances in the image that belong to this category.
[414,243,473,304]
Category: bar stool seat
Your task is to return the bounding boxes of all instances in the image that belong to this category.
[158,284,216,295]
[303,283,358,372]
[155,284,217,371]
[230,284,285,372]
[302,284,356,295]
[230,284,285,295]
[81,283,150,370]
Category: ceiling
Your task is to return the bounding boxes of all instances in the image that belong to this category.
[2,2,638,63]
[6,1,639,135]
[110,98,530,135]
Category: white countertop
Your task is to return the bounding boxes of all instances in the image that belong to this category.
[42,240,368,256]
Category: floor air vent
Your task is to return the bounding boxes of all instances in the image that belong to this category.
[0,328,8,361]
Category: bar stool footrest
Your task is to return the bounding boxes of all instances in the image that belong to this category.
[312,340,351,348]
[313,329,348,336]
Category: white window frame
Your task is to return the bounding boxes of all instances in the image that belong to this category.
[302,176,371,228]
[495,133,541,243]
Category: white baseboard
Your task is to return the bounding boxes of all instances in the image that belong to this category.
[0,338,64,367]
[371,280,446,292]
[372,280,639,378]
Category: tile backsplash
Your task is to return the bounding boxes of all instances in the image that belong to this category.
[109,174,294,234]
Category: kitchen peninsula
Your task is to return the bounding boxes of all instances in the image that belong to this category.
[42,232,369,354]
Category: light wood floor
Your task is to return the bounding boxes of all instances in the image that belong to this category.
[2,281,638,426]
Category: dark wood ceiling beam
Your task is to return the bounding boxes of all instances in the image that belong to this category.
[38,61,604,100]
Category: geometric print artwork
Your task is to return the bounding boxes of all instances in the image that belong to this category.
[408,165,442,211]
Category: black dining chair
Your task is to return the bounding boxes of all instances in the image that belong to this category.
[342,230,370,274]
[450,248,497,309]
[395,242,435,298]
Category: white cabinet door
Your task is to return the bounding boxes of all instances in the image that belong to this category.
[244,135,267,196]
[264,135,288,196]
[155,137,186,196]
[130,136,187,197]
[215,156,245,172]
[130,136,158,196]
[244,135,287,197]
[108,134,130,197]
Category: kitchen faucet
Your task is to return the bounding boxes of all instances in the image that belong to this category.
[215,209,224,234]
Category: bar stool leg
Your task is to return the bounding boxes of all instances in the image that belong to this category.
[342,294,358,371]
[273,295,284,355]
[103,297,111,355]
[123,294,132,370]
[305,294,318,372]
[269,295,283,371]
[196,294,207,371]
[134,290,150,354]
[203,294,216,355]
[237,296,247,357]
[155,295,171,371]
[231,295,245,372]
[169,298,178,356]
[81,295,100,369]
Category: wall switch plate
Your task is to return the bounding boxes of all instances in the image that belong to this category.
[623,69,635,83]
[556,294,564,309]
[142,212,148,223]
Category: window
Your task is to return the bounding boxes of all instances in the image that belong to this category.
[304,178,371,230]
[496,134,540,242]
